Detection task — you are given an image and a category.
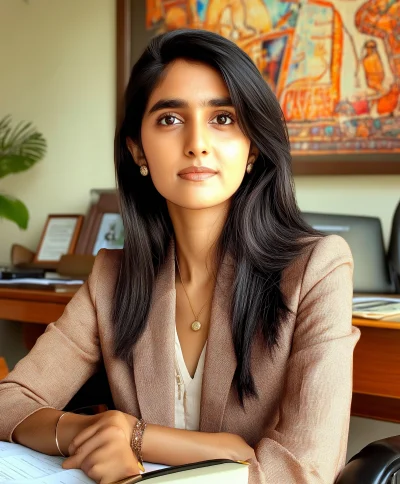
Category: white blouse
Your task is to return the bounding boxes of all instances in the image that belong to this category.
[174,328,207,431]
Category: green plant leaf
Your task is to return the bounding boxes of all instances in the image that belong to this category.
[0,193,29,229]
[0,115,47,178]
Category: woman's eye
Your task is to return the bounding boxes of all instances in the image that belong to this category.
[159,115,181,126]
[211,114,234,125]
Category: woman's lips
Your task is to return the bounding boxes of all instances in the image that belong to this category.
[178,166,217,181]
[179,172,216,181]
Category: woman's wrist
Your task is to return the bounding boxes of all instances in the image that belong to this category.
[140,424,218,465]
[57,412,97,457]
[141,423,157,463]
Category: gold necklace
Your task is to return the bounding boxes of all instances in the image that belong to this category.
[175,256,212,332]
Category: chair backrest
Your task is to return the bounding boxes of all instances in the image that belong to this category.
[335,436,400,484]
[302,212,396,294]
[388,200,400,292]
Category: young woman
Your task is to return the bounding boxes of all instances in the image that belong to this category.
[0,29,360,483]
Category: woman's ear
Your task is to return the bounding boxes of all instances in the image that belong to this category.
[126,138,145,167]
[248,146,260,164]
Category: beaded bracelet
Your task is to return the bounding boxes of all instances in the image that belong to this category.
[130,418,147,472]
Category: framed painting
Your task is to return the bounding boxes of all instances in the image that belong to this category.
[116,0,400,175]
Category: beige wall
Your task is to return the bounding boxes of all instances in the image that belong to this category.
[1,0,400,460]
[0,0,116,264]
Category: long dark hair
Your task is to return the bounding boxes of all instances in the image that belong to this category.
[113,29,319,405]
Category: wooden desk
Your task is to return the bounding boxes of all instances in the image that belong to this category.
[0,357,8,380]
[351,317,400,423]
[0,288,74,349]
[1,287,399,422]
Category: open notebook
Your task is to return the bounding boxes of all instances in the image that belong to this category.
[0,442,249,483]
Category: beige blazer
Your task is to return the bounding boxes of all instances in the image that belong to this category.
[0,235,360,483]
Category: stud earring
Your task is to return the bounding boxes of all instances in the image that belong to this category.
[140,165,149,177]
[246,163,254,174]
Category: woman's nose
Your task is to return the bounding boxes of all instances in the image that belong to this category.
[184,122,211,158]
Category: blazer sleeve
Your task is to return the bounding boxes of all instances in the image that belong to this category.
[0,249,107,443]
[249,235,361,484]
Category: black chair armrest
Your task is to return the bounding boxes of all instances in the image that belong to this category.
[336,436,400,484]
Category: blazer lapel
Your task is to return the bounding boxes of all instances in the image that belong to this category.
[132,243,176,428]
[200,256,237,433]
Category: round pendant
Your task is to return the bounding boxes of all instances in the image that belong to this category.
[191,321,202,331]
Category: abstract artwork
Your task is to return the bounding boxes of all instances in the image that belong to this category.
[145,0,400,159]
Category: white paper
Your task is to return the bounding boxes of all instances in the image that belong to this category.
[142,462,169,473]
[0,279,83,286]
[0,442,168,483]
[0,442,92,483]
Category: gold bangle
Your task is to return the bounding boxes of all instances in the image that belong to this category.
[55,412,68,457]
[130,418,147,472]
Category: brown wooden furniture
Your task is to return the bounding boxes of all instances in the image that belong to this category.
[0,357,9,380]
[0,288,74,349]
[1,287,399,422]
[352,317,400,423]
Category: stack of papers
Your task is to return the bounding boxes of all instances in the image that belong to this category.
[352,297,400,322]
[0,279,84,286]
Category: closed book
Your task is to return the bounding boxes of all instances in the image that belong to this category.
[115,460,249,483]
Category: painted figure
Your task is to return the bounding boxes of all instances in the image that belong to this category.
[204,0,272,40]
[362,40,385,92]
[356,0,400,82]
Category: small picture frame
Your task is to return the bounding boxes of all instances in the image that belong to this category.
[33,214,84,264]
[75,190,125,256]
[92,212,124,255]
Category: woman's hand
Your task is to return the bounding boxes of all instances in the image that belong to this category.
[62,410,141,484]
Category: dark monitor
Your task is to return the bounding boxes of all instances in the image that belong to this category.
[302,212,396,294]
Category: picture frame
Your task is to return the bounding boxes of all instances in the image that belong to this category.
[33,214,84,266]
[75,190,125,256]
[116,0,400,175]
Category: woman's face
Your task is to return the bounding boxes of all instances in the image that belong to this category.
[128,59,257,210]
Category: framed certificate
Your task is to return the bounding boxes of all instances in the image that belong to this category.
[33,214,84,264]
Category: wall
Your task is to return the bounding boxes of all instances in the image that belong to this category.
[1,0,400,462]
[0,0,116,264]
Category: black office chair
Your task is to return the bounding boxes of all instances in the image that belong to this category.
[336,436,400,484]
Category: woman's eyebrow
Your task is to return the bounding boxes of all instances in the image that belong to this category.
[147,97,233,115]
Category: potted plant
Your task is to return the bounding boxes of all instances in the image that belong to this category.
[0,115,47,229]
